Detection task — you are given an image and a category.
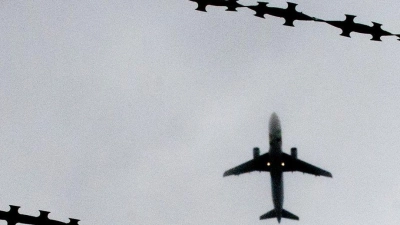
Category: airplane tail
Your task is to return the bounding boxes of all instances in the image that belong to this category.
[260,209,299,222]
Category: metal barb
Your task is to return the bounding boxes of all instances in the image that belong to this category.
[0,205,80,225]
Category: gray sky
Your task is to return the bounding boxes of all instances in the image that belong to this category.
[1,0,400,224]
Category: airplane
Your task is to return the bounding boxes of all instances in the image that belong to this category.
[314,15,393,41]
[223,113,332,223]
[189,0,243,12]
[246,2,314,27]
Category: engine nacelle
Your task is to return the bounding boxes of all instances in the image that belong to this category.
[291,147,297,159]
[253,147,260,159]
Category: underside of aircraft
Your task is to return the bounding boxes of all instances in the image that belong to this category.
[223,113,332,222]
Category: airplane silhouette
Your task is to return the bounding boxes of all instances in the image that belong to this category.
[247,2,314,27]
[223,113,332,223]
[314,15,393,41]
[189,0,243,12]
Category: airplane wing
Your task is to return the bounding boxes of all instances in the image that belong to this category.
[281,153,332,177]
[223,153,271,177]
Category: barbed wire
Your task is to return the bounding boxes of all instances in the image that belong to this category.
[0,205,79,225]
[189,0,400,41]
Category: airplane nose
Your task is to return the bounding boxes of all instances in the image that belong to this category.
[269,113,281,133]
[269,113,282,144]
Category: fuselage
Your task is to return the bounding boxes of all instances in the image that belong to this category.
[223,113,332,222]
[268,113,284,222]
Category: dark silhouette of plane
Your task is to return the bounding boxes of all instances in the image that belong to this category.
[314,15,393,41]
[223,113,332,223]
[189,0,243,12]
[247,2,314,26]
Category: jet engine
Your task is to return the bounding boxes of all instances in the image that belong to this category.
[291,147,297,159]
[253,147,260,159]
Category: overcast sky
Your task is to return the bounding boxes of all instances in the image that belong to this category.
[1,0,400,224]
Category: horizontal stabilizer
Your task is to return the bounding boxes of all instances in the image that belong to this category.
[260,209,276,220]
[282,209,299,220]
[260,209,299,221]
